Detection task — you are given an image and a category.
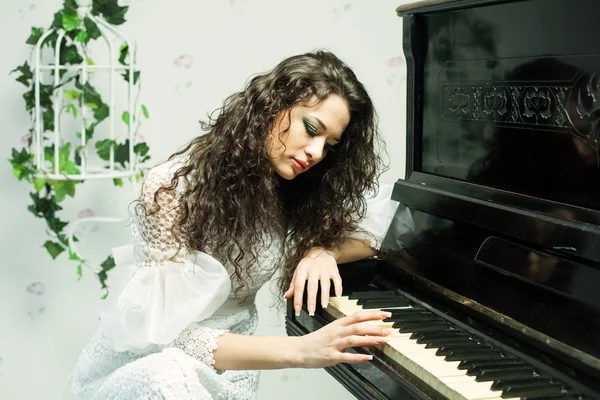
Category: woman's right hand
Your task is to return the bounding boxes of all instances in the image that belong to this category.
[295,310,393,368]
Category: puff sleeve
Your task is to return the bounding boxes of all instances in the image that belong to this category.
[99,163,231,361]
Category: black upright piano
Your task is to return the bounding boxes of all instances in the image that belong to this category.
[286,0,600,398]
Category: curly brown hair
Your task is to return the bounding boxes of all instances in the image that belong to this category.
[148,50,385,296]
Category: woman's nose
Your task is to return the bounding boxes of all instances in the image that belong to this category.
[305,139,325,162]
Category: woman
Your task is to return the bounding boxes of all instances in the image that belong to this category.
[72,50,398,399]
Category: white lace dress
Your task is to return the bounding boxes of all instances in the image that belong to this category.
[71,159,401,400]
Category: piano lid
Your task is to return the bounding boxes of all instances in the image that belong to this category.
[387,0,600,382]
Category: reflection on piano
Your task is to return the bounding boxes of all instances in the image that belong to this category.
[286,0,600,398]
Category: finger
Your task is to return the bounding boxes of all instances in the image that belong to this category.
[339,335,390,350]
[293,267,308,316]
[332,274,343,297]
[284,287,293,299]
[320,276,331,309]
[338,352,374,364]
[284,270,297,299]
[336,310,392,327]
[306,272,320,316]
[341,322,393,338]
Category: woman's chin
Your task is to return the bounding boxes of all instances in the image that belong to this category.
[274,168,298,180]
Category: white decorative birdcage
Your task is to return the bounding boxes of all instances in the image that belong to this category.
[32,0,141,180]
[30,0,144,274]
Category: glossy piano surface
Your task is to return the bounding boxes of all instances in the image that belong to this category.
[414,0,600,212]
[286,0,600,398]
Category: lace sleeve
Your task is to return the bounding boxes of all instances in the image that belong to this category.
[158,323,227,370]
[132,164,188,267]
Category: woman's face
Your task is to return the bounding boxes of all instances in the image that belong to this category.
[267,94,350,180]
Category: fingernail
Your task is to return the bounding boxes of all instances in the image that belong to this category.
[378,337,391,343]
[383,328,395,335]
[382,311,392,318]
[365,355,373,360]
[322,302,328,309]
[295,305,300,317]
[308,306,315,316]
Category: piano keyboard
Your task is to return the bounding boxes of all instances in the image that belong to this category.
[324,291,587,400]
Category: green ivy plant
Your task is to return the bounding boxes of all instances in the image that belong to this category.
[8,0,151,297]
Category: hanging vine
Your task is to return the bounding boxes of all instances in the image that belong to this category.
[8,0,150,297]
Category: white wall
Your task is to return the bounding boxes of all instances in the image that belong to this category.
[0,0,408,398]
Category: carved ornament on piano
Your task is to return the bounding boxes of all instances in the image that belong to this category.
[440,61,600,162]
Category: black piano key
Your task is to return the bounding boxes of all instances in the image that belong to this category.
[384,314,439,323]
[491,377,555,391]
[445,349,503,362]
[412,330,469,343]
[458,358,521,370]
[348,291,397,300]
[395,322,452,333]
[502,384,566,398]
[425,337,477,349]
[436,343,492,357]
[521,395,587,400]
[381,308,428,317]
[361,298,412,308]
[475,367,537,382]
[468,362,529,376]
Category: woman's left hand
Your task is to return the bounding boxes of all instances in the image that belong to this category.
[284,247,343,317]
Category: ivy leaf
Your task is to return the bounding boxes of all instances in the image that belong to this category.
[76,264,83,280]
[43,109,55,132]
[51,11,63,29]
[28,192,62,219]
[62,11,79,32]
[94,103,109,122]
[44,241,65,259]
[64,89,80,100]
[76,31,88,43]
[83,17,101,40]
[54,180,76,202]
[10,147,32,165]
[141,104,149,118]
[77,80,103,109]
[92,0,128,25]
[11,62,33,87]
[62,161,80,175]
[68,250,80,261]
[63,44,84,64]
[26,27,45,45]
[121,111,130,126]
[113,178,123,187]
[118,44,128,65]
[134,142,149,157]
[70,104,78,117]
[98,254,116,289]
[63,0,78,11]
[115,140,130,167]
[74,146,82,165]
[95,139,116,161]
[47,216,69,234]
[121,70,140,85]
[58,143,71,170]
[33,178,47,191]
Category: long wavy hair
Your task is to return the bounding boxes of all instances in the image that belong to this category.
[148,50,385,296]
